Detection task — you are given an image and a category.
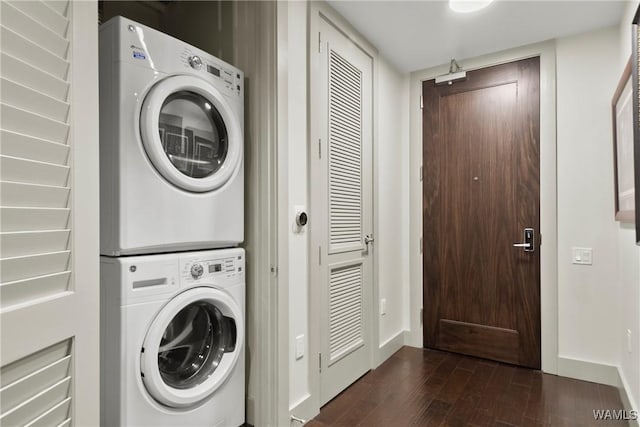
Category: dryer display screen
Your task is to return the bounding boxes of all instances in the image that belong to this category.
[207,65,220,77]
[209,263,222,273]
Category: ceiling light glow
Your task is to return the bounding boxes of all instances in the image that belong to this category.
[449,0,494,13]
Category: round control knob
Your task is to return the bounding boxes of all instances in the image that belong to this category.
[188,55,203,70]
[190,263,204,279]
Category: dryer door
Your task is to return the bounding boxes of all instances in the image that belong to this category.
[140,75,242,193]
[140,287,243,408]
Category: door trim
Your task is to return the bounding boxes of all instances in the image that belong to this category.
[308,0,379,417]
[229,1,284,425]
[409,41,558,374]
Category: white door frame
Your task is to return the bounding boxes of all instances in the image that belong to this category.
[308,0,381,414]
[230,1,288,425]
[408,41,559,374]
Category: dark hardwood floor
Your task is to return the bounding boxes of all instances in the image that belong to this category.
[310,347,629,427]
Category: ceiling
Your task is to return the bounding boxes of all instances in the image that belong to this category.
[327,1,627,73]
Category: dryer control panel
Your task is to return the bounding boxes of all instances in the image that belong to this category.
[179,47,243,97]
[181,252,244,283]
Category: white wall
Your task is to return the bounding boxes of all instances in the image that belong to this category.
[282,2,410,418]
[556,27,622,367]
[376,58,411,346]
[617,0,640,411]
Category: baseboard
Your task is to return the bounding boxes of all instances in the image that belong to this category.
[557,356,620,386]
[289,393,315,426]
[557,357,640,425]
[403,330,417,348]
[617,367,640,427]
[376,330,406,367]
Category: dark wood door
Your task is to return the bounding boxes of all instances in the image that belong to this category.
[422,57,541,369]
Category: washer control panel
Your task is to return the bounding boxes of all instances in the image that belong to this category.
[181,253,244,283]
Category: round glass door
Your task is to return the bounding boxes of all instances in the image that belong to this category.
[141,287,243,408]
[158,301,236,389]
[158,92,228,180]
[140,75,242,193]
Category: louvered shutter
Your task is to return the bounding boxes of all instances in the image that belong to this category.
[328,50,363,251]
[1,0,71,309]
[0,1,100,425]
[326,50,366,362]
[328,263,364,361]
[0,341,72,427]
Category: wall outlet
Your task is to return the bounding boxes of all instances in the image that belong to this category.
[295,335,305,360]
[380,298,387,316]
[628,329,632,354]
[572,247,593,265]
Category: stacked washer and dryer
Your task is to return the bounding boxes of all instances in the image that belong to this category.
[99,17,245,426]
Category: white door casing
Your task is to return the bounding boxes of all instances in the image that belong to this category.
[310,13,374,406]
[0,1,100,425]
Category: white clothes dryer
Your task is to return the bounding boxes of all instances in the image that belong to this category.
[100,248,245,426]
[99,16,244,256]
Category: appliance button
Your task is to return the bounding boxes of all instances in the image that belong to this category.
[188,55,203,70]
[190,263,204,279]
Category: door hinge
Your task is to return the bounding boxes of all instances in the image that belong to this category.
[319,353,322,373]
[420,166,423,182]
[420,308,423,326]
[318,32,323,53]
[420,237,423,254]
[318,246,322,265]
[539,232,542,247]
[318,138,322,159]
[420,95,423,110]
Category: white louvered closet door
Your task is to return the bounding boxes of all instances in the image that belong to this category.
[0,1,100,426]
[314,16,373,406]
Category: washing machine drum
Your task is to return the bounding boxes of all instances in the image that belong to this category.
[140,75,242,193]
[140,287,244,408]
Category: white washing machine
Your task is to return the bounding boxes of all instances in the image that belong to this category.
[100,248,245,426]
[99,16,244,256]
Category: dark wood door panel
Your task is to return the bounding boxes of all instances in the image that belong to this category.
[437,320,520,365]
[423,57,541,369]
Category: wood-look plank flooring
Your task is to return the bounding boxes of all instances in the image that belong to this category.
[309,347,629,427]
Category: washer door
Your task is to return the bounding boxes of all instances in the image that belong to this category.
[140,75,242,193]
[141,287,243,408]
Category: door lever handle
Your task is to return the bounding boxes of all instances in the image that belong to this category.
[513,228,535,252]
[364,234,374,245]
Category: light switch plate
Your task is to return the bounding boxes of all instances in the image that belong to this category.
[295,335,305,360]
[572,247,593,265]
